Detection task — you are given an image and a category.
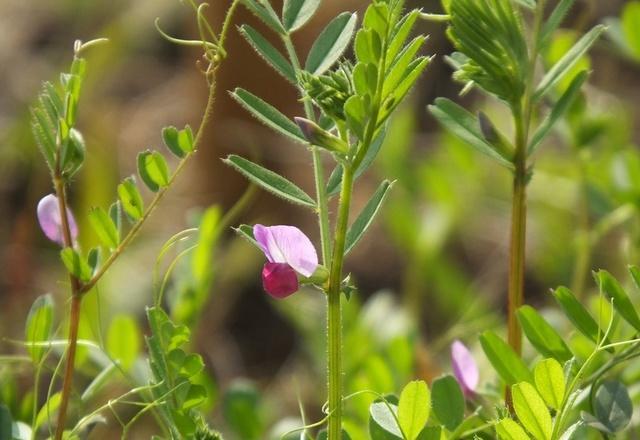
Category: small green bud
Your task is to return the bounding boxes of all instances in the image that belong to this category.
[295,117,349,155]
[300,264,330,285]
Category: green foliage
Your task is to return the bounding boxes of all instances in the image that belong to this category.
[60,247,92,282]
[447,0,528,104]
[162,125,194,158]
[534,25,604,101]
[589,380,632,433]
[428,98,513,168]
[533,359,565,410]
[621,1,640,59]
[596,269,640,332]
[517,305,573,363]
[479,331,532,385]
[430,375,464,432]
[496,418,529,440]
[282,0,321,32]
[171,206,222,327]
[305,12,358,75]
[117,177,145,221]
[345,180,393,255]
[25,295,54,364]
[88,206,120,250]
[369,399,402,439]
[230,88,306,143]
[145,306,215,439]
[223,154,316,207]
[31,56,87,179]
[551,286,610,347]
[106,315,141,371]
[512,382,552,440]
[222,381,264,440]
[137,150,171,192]
[397,380,430,440]
[239,25,297,83]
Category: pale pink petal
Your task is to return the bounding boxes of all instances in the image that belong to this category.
[262,262,299,299]
[451,339,479,396]
[37,194,78,246]
[253,224,318,277]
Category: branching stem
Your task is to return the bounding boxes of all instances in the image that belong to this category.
[52,2,241,437]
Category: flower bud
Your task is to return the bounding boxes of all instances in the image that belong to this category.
[295,117,349,155]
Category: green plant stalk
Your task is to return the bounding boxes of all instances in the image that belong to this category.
[282,34,332,265]
[506,0,548,359]
[507,114,527,358]
[327,164,354,439]
[53,178,84,440]
[570,160,591,298]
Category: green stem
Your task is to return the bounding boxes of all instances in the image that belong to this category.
[282,34,332,265]
[507,112,528,358]
[571,155,591,297]
[506,0,548,359]
[327,165,354,439]
[53,178,83,440]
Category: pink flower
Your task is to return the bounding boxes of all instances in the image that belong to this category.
[37,194,78,246]
[253,224,318,299]
[451,339,479,397]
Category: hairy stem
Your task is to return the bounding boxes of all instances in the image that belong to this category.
[282,35,332,265]
[327,165,353,439]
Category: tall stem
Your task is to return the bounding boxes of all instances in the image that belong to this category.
[327,165,353,439]
[507,136,527,357]
[506,0,547,358]
[282,35,332,265]
[53,179,83,440]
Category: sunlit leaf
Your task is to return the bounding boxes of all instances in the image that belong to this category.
[224,155,316,208]
[398,381,430,440]
[305,12,358,75]
[25,294,54,364]
[512,382,552,440]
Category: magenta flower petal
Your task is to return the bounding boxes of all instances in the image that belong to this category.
[451,339,479,396]
[37,194,78,246]
[253,224,318,277]
[262,262,299,299]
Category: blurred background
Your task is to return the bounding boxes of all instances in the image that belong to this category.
[1,0,639,438]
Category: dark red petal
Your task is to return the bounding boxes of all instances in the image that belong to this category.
[261,262,299,299]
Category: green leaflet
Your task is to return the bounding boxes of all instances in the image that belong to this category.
[305,12,358,75]
[224,155,316,208]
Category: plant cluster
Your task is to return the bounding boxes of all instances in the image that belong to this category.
[0,0,638,439]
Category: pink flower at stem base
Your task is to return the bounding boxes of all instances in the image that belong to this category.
[37,194,78,246]
[451,339,479,397]
[253,224,318,299]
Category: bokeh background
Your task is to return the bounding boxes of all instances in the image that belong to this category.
[1,0,639,438]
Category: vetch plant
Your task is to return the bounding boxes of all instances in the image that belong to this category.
[229,0,430,435]
[24,1,242,437]
[428,0,604,361]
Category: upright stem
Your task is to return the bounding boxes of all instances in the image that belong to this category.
[327,165,354,439]
[53,179,83,440]
[507,138,527,357]
[506,0,547,358]
[282,35,332,265]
